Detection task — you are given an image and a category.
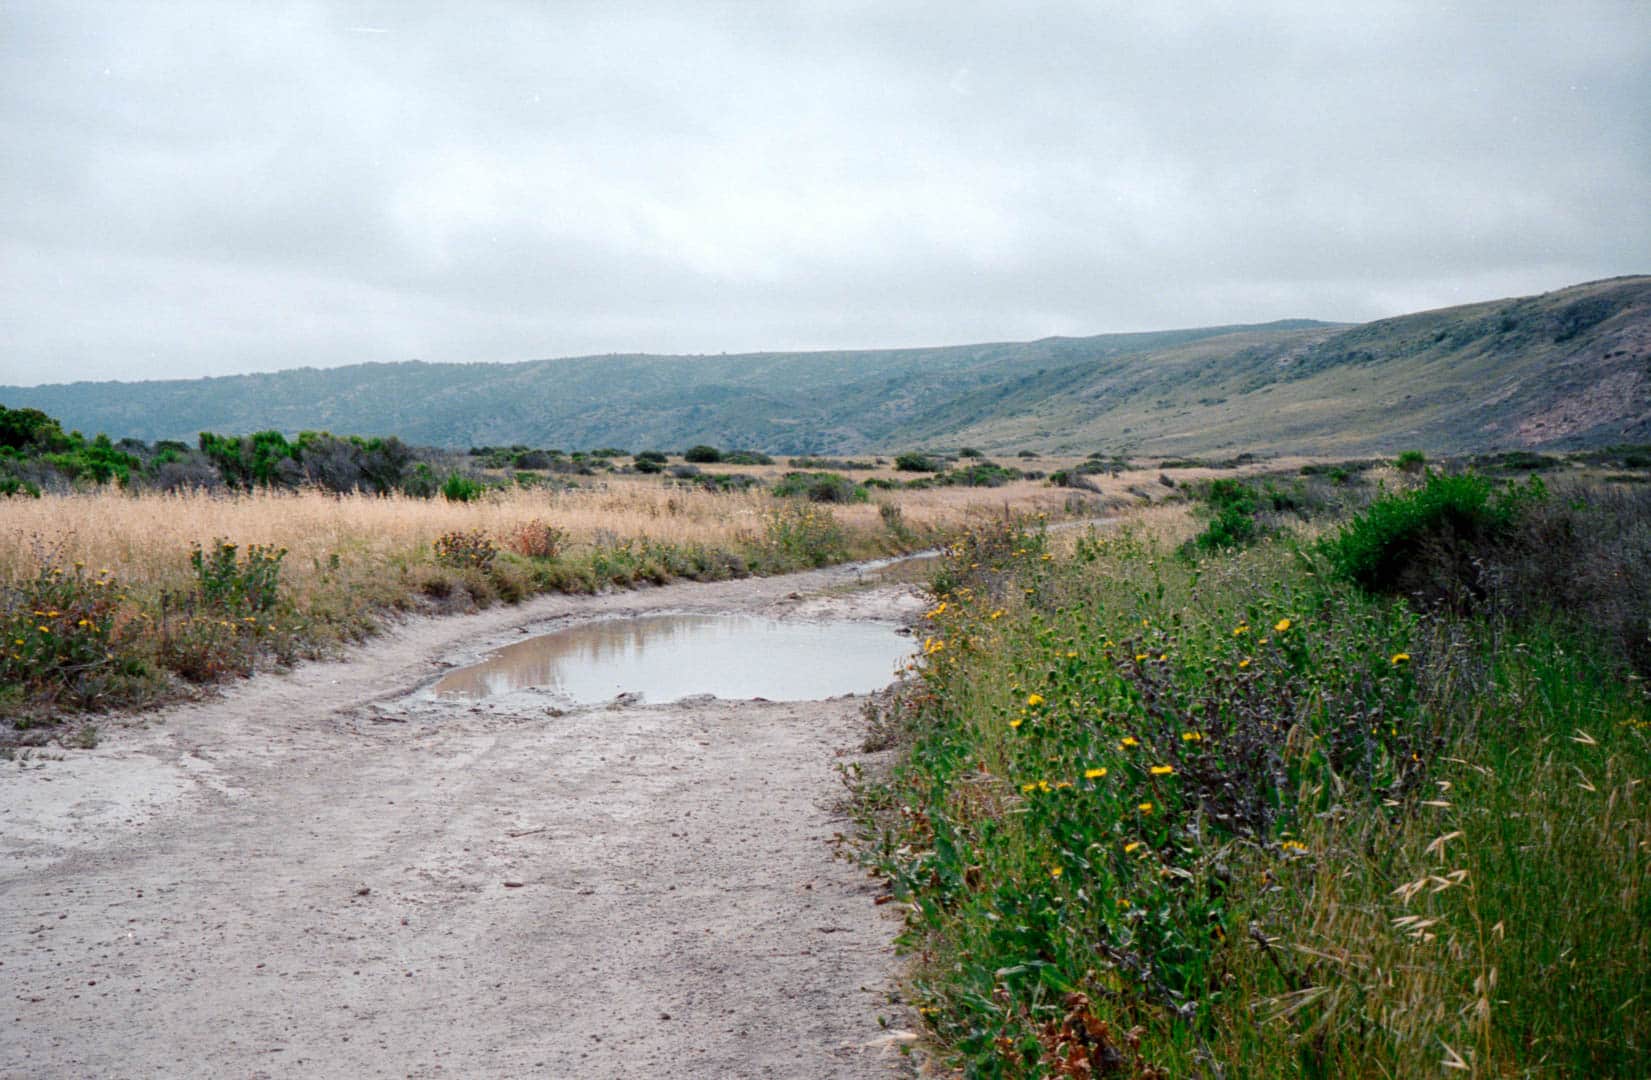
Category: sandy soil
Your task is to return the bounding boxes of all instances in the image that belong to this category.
[1,561,931,1079]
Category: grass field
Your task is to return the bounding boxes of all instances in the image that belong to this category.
[852,472,1651,1077]
[0,471,1090,726]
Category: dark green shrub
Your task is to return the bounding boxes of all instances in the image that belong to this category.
[635,450,668,464]
[1190,478,1261,551]
[440,473,485,502]
[402,462,439,497]
[632,457,664,474]
[721,450,773,465]
[957,447,984,459]
[0,476,41,498]
[1395,449,1427,474]
[895,452,940,472]
[772,471,867,503]
[1321,471,1545,603]
[941,462,1020,488]
[683,444,722,464]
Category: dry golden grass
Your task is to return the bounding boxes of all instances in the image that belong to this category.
[0,475,1081,601]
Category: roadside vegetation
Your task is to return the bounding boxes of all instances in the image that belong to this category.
[853,466,1650,1077]
[2,409,1098,731]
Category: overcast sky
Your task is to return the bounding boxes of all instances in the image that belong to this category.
[2,2,1647,386]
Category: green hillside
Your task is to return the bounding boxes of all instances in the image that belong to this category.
[3,276,1646,454]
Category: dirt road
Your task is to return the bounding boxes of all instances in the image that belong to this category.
[1,563,929,1078]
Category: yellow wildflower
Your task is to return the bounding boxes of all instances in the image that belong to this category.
[1119,737,1139,748]
[1181,732,1203,742]
[1233,624,1249,636]
[1123,841,1142,854]
[1049,865,1063,878]
[1084,767,1107,779]
[1149,765,1175,776]
[1274,618,1292,633]
[1021,781,1037,793]
[1137,802,1154,813]
[1391,652,1411,665]
[1134,653,1148,662]
[1238,658,1251,669]
[1009,717,1024,729]
[1026,693,1045,707]
[989,609,1005,620]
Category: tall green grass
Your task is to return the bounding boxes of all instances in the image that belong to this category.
[857,514,1649,1076]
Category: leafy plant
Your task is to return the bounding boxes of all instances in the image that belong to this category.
[440,472,485,502]
[771,470,867,503]
[433,530,498,571]
[896,452,941,472]
[190,540,286,614]
[1321,470,1546,602]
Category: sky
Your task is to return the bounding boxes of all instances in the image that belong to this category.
[1,2,1647,386]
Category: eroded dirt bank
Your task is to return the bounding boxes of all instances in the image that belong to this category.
[1,562,928,1078]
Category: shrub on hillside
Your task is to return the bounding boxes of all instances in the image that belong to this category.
[683,444,722,463]
[772,470,867,503]
[1321,471,1545,605]
[440,473,485,502]
[720,450,773,465]
[894,452,940,472]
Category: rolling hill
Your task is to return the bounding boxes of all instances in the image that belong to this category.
[3,277,1647,455]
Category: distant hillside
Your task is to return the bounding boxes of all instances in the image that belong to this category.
[944,275,1651,456]
[3,276,1647,455]
[0,322,1325,453]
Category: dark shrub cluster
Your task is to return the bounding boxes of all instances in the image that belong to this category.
[771,470,867,503]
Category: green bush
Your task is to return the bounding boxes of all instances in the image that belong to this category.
[771,471,867,504]
[190,540,286,614]
[721,450,773,466]
[895,452,941,472]
[1395,448,1427,474]
[1190,478,1262,551]
[1321,471,1545,600]
[440,472,485,502]
[683,444,722,464]
[632,457,664,474]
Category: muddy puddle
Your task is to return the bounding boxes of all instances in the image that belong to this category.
[430,613,913,705]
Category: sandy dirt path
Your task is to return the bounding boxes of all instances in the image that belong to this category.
[1,561,930,1079]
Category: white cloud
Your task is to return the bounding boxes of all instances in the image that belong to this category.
[1,1,1646,384]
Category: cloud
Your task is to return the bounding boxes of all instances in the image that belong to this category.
[1,1,1646,384]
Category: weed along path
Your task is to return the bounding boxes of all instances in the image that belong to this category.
[1,561,930,1078]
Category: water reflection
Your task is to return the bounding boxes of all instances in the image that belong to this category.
[431,614,912,704]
